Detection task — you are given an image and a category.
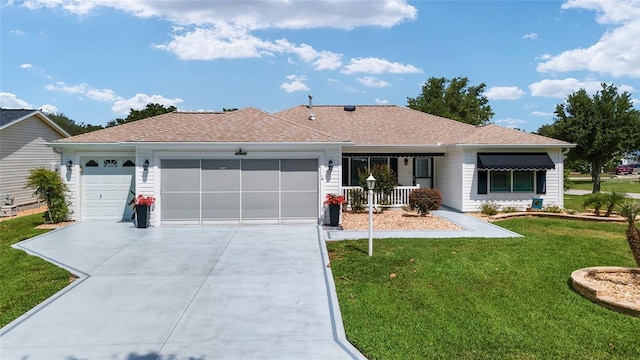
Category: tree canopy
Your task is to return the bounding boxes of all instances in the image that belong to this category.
[407,76,494,125]
[106,103,176,127]
[544,83,640,192]
[46,112,104,136]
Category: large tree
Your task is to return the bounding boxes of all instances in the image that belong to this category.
[46,112,104,136]
[551,83,640,193]
[407,76,494,125]
[106,103,177,127]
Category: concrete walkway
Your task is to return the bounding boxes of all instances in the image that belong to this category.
[325,206,523,240]
[1,224,365,360]
[565,189,640,199]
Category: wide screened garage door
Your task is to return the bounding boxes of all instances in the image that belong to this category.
[81,158,135,221]
[161,159,318,224]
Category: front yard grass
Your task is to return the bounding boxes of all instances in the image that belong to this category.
[570,177,640,193]
[0,214,70,328]
[328,218,640,359]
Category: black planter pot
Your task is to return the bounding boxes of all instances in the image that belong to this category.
[135,205,150,228]
[328,203,340,227]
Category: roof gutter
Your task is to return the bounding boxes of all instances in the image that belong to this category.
[455,143,576,149]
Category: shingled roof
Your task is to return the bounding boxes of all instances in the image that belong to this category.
[56,105,571,147]
[276,105,571,146]
[57,107,348,144]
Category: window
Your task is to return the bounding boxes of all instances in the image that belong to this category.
[490,171,511,193]
[513,171,534,192]
[85,160,98,167]
[104,159,118,167]
[342,156,402,186]
[123,160,135,167]
[480,170,545,194]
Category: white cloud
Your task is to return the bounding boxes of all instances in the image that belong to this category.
[537,0,640,78]
[21,1,417,29]
[0,92,31,108]
[11,29,26,35]
[39,104,59,114]
[529,78,636,98]
[44,81,87,94]
[486,86,526,100]
[531,111,554,117]
[632,98,639,106]
[86,88,117,103]
[342,57,422,75]
[495,117,526,128]
[375,98,389,105]
[111,93,183,115]
[19,63,33,69]
[280,75,310,93]
[357,76,391,88]
[522,32,538,40]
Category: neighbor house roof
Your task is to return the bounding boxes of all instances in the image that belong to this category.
[0,108,70,137]
[56,107,349,144]
[275,105,572,147]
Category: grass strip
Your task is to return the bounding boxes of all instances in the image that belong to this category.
[328,218,640,359]
[0,214,70,327]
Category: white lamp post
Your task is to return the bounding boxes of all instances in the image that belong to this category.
[366,173,376,256]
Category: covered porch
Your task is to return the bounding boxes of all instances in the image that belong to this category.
[339,153,443,208]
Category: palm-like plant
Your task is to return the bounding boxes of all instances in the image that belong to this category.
[604,191,628,217]
[582,192,608,216]
[618,200,640,267]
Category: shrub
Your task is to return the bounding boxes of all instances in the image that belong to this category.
[617,200,640,267]
[408,188,442,216]
[543,205,563,213]
[26,168,69,223]
[358,164,397,202]
[501,206,520,213]
[480,201,499,216]
[348,188,366,212]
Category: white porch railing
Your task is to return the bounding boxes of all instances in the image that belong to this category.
[341,185,420,208]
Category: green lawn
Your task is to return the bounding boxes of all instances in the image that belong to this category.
[327,218,640,360]
[0,214,70,327]
[570,177,640,193]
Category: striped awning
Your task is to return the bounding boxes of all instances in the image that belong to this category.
[477,153,555,171]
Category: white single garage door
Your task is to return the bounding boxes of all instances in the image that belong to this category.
[160,159,318,224]
[81,157,135,221]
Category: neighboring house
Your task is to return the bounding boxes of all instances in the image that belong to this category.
[51,105,574,226]
[0,109,70,209]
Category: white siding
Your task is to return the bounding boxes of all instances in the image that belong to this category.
[435,148,464,211]
[0,116,66,206]
[462,148,565,212]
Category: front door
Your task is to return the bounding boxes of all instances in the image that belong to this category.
[415,158,433,189]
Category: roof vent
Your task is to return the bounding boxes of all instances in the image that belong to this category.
[344,105,356,111]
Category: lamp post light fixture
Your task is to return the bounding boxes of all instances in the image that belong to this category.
[66,160,73,171]
[328,159,333,171]
[143,159,150,171]
[366,173,376,256]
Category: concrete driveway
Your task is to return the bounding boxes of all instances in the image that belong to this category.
[0,223,365,360]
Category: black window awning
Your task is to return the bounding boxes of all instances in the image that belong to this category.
[477,153,555,171]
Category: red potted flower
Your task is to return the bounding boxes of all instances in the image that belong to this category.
[324,194,346,226]
[133,194,155,228]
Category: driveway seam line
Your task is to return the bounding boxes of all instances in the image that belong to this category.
[153,226,240,359]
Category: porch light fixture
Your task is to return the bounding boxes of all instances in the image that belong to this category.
[66,160,73,171]
[366,173,376,257]
[328,160,333,171]
[404,158,409,165]
[143,160,149,171]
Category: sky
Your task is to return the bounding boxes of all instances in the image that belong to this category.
[1,0,639,133]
